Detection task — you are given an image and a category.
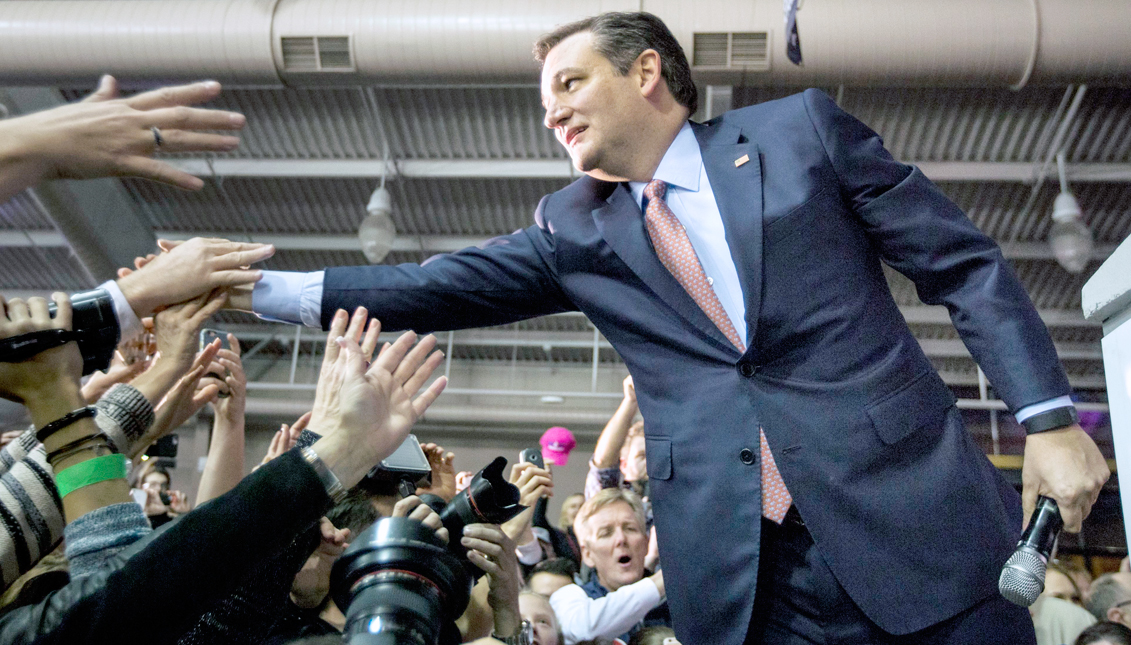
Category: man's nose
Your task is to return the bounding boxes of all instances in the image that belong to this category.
[543,102,568,130]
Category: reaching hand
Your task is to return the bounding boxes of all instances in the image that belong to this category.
[1022,425,1110,533]
[18,76,244,190]
[208,335,246,423]
[416,442,457,502]
[0,293,83,406]
[81,349,149,404]
[462,523,522,635]
[132,341,222,459]
[0,430,24,449]
[509,462,553,507]
[308,320,447,490]
[258,411,310,470]
[623,374,636,404]
[166,490,191,515]
[392,495,449,544]
[116,238,273,318]
[152,290,228,371]
[310,308,381,433]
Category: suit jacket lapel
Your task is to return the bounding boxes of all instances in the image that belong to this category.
[592,183,739,355]
[694,121,764,356]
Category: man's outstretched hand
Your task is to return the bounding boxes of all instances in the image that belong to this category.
[1021,424,1110,533]
[116,237,274,317]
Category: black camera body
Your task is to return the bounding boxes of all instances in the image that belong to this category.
[331,456,526,645]
[0,289,119,376]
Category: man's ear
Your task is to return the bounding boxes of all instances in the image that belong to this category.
[580,542,595,569]
[635,49,665,99]
[1109,606,1123,624]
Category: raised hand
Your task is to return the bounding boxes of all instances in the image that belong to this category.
[116,238,274,318]
[18,76,244,190]
[416,442,457,502]
[258,411,311,469]
[392,495,449,544]
[0,293,83,409]
[308,321,447,491]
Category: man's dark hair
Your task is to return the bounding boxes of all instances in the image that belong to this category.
[1075,621,1131,645]
[326,490,383,537]
[533,12,698,115]
[529,557,578,580]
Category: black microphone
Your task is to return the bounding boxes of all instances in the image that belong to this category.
[999,496,1063,606]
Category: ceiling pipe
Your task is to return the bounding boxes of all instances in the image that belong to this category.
[0,0,1129,88]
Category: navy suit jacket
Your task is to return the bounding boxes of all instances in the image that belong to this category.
[323,89,1071,643]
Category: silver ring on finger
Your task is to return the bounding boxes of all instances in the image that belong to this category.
[151,126,164,149]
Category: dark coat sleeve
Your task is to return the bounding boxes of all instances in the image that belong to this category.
[800,88,1071,412]
[0,450,330,645]
[321,209,576,332]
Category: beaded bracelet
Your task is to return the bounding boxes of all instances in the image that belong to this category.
[54,454,128,498]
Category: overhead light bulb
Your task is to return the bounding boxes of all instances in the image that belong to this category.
[1048,152,1093,274]
[359,185,397,264]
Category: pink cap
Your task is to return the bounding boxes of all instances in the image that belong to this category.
[539,426,577,466]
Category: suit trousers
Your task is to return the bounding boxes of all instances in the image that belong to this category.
[743,510,1037,645]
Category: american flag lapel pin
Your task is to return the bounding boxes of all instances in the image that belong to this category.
[735,154,750,167]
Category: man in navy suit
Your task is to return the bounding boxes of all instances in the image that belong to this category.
[239,12,1110,644]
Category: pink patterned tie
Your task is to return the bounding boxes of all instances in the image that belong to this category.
[643,180,793,523]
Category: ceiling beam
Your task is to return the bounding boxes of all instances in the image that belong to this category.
[1,231,1116,264]
[0,88,156,281]
[901,305,1100,328]
[164,158,1131,183]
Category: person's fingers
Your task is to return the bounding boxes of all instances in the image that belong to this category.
[391,495,423,518]
[390,334,438,386]
[5,298,29,323]
[157,239,184,252]
[192,290,228,322]
[461,536,504,559]
[149,130,240,154]
[345,307,368,346]
[228,333,241,356]
[411,376,448,417]
[267,429,283,457]
[117,155,205,191]
[323,310,348,365]
[211,244,276,268]
[125,80,223,110]
[466,550,501,576]
[1060,500,1084,534]
[118,267,133,279]
[50,292,73,331]
[205,269,266,288]
[335,336,367,382]
[1020,483,1038,532]
[402,350,444,399]
[193,381,221,406]
[291,411,312,434]
[83,75,120,103]
[360,318,381,361]
[145,104,247,132]
[371,331,416,375]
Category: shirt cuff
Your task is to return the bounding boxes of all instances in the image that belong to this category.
[516,536,544,565]
[252,270,324,327]
[1015,396,1075,424]
[100,280,143,343]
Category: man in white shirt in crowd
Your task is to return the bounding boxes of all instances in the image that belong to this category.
[550,488,668,645]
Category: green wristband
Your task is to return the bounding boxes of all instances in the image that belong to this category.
[54,454,128,498]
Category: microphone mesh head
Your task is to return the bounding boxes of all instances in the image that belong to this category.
[999,547,1046,607]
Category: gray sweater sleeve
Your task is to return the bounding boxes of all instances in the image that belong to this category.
[64,503,151,580]
[0,383,154,593]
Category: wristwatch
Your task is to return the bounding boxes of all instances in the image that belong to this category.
[299,446,348,503]
[1021,406,1079,434]
[492,620,532,645]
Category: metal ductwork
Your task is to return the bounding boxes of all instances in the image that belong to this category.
[1,0,1129,88]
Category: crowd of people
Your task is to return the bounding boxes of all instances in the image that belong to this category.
[0,8,1118,645]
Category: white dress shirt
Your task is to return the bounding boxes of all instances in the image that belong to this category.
[549,579,663,645]
[246,121,1070,423]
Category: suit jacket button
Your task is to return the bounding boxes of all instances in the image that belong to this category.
[737,362,757,378]
[739,448,756,465]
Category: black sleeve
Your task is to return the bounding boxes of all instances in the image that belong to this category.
[0,450,330,645]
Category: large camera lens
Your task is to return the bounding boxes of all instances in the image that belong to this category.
[438,456,524,559]
[331,517,472,645]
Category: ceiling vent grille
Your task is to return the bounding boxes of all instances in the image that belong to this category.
[281,35,354,72]
[693,33,729,67]
[693,32,770,70]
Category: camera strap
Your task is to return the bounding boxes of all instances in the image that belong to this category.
[0,329,83,363]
